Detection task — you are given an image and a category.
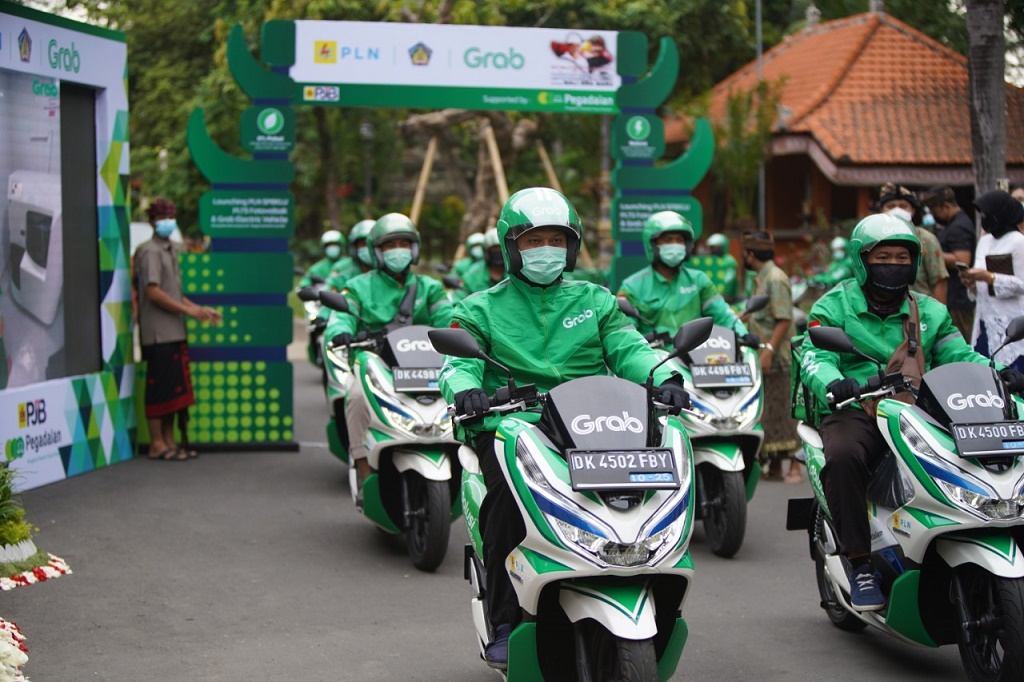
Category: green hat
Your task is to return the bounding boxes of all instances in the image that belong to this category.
[496,187,582,276]
[848,214,920,286]
[642,211,694,264]
[348,219,375,258]
[369,213,420,271]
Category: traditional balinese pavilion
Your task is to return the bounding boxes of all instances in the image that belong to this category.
[668,6,1024,239]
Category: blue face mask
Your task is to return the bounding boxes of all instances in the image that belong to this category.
[324,244,342,260]
[382,247,413,273]
[357,246,373,267]
[658,244,687,268]
[470,245,485,260]
[519,246,566,285]
[154,218,177,239]
[922,212,936,227]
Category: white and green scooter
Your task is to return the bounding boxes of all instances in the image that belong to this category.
[429,318,713,681]
[788,320,1024,682]
[320,291,462,572]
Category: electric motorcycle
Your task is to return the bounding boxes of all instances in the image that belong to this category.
[429,317,714,681]
[320,291,462,572]
[787,320,1024,682]
[619,296,768,558]
[295,271,327,368]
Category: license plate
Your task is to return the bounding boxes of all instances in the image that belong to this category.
[392,367,441,392]
[567,449,679,491]
[951,421,1024,458]
[690,363,753,388]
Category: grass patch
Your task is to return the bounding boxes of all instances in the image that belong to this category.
[0,549,51,578]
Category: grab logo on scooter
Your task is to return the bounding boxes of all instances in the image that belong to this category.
[396,338,434,352]
[563,309,595,329]
[696,335,732,350]
[571,412,644,435]
[946,391,1004,410]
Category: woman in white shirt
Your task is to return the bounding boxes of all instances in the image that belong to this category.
[962,190,1024,371]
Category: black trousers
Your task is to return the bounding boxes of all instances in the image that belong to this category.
[474,432,527,629]
[818,409,887,556]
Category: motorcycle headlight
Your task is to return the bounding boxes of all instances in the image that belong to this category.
[551,519,677,567]
[934,480,1024,520]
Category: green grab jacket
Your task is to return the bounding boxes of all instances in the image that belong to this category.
[453,260,503,302]
[617,265,748,339]
[439,276,679,434]
[324,270,452,338]
[300,256,350,288]
[808,256,854,287]
[453,256,479,277]
[802,280,992,414]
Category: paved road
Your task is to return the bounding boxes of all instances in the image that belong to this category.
[3,346,967,680]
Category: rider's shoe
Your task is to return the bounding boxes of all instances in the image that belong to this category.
[849,567,884,611]
[484,624,512,670]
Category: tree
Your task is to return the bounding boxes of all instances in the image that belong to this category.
[966,0,1007,196]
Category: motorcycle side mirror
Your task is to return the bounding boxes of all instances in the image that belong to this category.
[319,290,350,313]
[809,326,880,368]
[672,317,715,357]
[296,287,320,303]
[428,328,517,388]
[435,263,451,274]
[745,294,769,315]
[309,275,326,285]
[442,275,462,289]
[617,296,641,320]
[293,266,306,276]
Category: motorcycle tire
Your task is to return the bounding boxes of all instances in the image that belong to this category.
[588,621,657,682]
[405,475,451,573]
[813,505,866,632]
[957,565,1024,682]
[699,466,747,558]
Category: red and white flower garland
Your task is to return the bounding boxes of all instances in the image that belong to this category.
[0,618,28,682]
[0,555,71,592]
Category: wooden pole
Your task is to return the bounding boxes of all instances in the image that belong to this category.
[535,140,594,268]
[410,136,438,226]
[482,123,509,204]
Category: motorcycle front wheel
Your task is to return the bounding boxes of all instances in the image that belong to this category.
[585,621,657,682]
[957,565,1024,682]
[699,465,747,558]
[404,474,451,573]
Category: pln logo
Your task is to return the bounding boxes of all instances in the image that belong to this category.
[408,42,432,66]
[18,28,31,63]
[18,399,46,428]
[314,41,336,64]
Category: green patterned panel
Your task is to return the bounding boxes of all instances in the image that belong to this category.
[189,361,294,445]
[180,253,293,295]
[186,305,292,347]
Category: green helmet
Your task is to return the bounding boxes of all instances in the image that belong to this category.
[642,211,694,264]
[321,229,346,248]
[707,233,729,251]
[483,227,499,249]
[848,214,920,286]
[348,219,375,258]
[830,236,848,252]
[466,232,485,248]
[496,187,582,276]
[369,213,420,272]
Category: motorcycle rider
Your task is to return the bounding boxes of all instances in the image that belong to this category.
[438,187,691,670]
[878,183,948,304]
[326,214,453,498]
[617,211,757,345]
[455,228,505,300]
[324,219,376,293]
[300,229,349,287]
[808,236,854,287]
[707,232,739,300]
[453,232,486,278]
[800,214,1024,611]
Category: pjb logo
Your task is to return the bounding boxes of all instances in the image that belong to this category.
[18,400,46,428]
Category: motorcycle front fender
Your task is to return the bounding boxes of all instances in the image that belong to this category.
[936,532,1024,578]
[692,442,744,473]
[392,448,452,482]
[559,580,657,640]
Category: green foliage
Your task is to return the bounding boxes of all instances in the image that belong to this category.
[0,549,52,579]
[0,467,24,527]
[0,511,32,547]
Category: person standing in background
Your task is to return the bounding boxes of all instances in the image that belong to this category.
[136,199,222,461]
[923,186,976,340]
[878,183,947,303]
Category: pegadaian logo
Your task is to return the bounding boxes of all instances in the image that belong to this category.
[396,338,434,353]
[464,47,524,70]
[947,391,1005,411]
[563,309,594,329]
[571,412,644,435]
[4,438,24,462]
[48,39,80,73]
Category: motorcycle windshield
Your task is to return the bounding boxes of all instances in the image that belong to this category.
[545,376,650,451]
[915,362,1012,428]
[383,325,444,368]
[687,325,738,365]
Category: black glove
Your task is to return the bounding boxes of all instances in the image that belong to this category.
[313,317,328,331]
[740,333,760,347]
[827,378,861,405]
[454,389,490,418]
[656,381,691,414]
[1000,367,1024,394]
[332,332,354,347]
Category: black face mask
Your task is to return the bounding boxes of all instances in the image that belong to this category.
[865,263,915,302]
[486,250,505,267]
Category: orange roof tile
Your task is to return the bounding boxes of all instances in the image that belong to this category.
[685,12,1024,166]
